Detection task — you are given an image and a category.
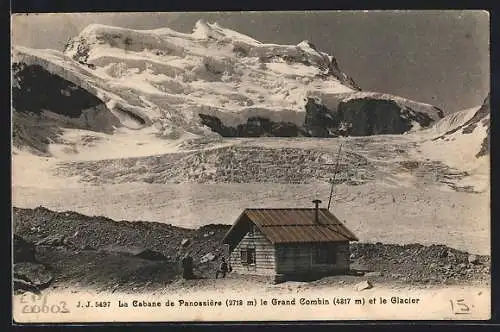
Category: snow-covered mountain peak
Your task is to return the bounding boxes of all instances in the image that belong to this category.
[297,40,318,51]
[191,19,261,44]
[13,21,446,150]
[61,21,351,82]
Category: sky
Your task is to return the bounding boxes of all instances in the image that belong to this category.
[11,11,490,113]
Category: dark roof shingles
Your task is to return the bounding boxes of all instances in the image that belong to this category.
[240,208,358,244]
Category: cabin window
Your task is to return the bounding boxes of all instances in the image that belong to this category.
[240,248,256,265]
[314,245,336,264]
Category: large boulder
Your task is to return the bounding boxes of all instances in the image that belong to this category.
[13,262,54,290]
[355,280,373,291]
[200,252,217,264]
[13,278,41,294]
[468,254,479,265]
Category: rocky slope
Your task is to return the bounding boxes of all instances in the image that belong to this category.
[13,207,489,293]
[11,20,444,156]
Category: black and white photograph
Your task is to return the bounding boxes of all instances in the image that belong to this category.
[11,11,490,322]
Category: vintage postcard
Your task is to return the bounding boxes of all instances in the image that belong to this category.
[11,11,490,323]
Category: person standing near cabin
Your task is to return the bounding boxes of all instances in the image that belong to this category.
[181,254,194,280]
[215,257,231,279]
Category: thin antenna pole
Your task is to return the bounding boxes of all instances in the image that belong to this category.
[327,143,343,210]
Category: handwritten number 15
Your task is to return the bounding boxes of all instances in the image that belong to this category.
[449,299,470,314]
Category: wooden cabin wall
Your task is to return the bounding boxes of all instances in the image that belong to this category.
[274,242,350,276]
[229,226,276,276]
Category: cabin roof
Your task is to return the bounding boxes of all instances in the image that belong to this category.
[223,208,358,246]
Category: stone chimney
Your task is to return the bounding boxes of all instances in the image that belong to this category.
[312,199,322,223]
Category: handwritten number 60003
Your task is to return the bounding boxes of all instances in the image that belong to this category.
[20,293,70,314]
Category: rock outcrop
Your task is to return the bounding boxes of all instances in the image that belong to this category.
[12,63,120,133]
[304,97,437,137]
[199,97,440,138]
[12,62,121,155]
[199,114,306,137]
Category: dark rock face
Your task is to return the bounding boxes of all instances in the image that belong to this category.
[198,114,235,136]
[326,56,361,91]
[200,97,436,138]
[12,62,120,133]
[12,62,122,154]
[475,94,490,158]
[199,114,307,137]
[335,98,434,136]
[303,99,338,137]
[310,96,440,137]
[305,96,438,137]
